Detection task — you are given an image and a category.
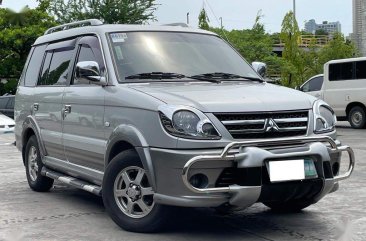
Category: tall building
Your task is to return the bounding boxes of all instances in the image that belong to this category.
[304,19,342,35]
[353,0,366,56]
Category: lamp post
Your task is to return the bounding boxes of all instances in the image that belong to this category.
[293,0,296,20]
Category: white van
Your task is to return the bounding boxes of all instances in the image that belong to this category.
[299,57,366,129]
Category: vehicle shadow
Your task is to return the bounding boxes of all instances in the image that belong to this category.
[52,185,332,240]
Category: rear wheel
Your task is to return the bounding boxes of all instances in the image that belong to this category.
[348,106,366,129]
[263,199,315,212]
[24,136,54,192]
[102,150,172,232]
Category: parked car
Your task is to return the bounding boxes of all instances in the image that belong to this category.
[0,113,15,134]
[0,95,15,119]
[15,19,355,233]
[299,57,366,129]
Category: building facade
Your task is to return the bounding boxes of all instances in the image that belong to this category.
[304,19,342,35]
[353,0,366,56]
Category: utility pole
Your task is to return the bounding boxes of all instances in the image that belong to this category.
[0,0,3,5]
[219,17,223,29]
[293,0,296,20]
[186,12,190,25]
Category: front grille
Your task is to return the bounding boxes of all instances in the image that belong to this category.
[215,110,309,139]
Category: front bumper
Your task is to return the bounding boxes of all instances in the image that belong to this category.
[151,136,354,208]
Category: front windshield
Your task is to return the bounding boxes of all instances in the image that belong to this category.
[109,31,260,82]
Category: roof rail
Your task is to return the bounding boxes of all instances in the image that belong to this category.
[163,23,189,27]
[44,19,103,35]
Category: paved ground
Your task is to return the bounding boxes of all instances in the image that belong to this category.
[0,122,365,241]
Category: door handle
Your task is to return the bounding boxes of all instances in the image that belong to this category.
[64,105,72,114]
[33,103,39,111]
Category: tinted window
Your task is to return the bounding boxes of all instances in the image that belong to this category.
[73,36,104,85]
[6,97,14,109]
[356,61,366,79]
[39,52,52,85]
[329,62,353,81]
[24,45,47,86]
[0,98,9,109]
[309,76,323,91]
[38,49,73,86]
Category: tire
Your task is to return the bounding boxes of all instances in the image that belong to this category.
[263,199,315,212]
[102,150,172,233]
[348,106,366,129]
[24,136,54,192]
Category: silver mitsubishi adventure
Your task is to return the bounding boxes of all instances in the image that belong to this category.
[15,19,355,232]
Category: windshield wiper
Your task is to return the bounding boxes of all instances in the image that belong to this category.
[190,72,264,83]
[125,72,186,80]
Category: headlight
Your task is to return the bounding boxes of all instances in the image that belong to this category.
[159,106,221,140]
[313,100,337,134]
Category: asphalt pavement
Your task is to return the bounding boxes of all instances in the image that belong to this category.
[0,122,365,241]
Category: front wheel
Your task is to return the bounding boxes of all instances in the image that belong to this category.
[102,150,172,233]
[348,106,366,129]
[263,199,315,212]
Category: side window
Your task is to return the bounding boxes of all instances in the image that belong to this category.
[0,98,9,110]
[301,81,310,92]
[73,36,104,85]
[38,49,74,86]
[356,61,366,79]
[309,76,323,91]
[24,45,47,87]
[6,97,15,109]
[329,62,354,81]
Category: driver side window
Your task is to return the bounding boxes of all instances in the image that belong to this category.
[73,36,104,85]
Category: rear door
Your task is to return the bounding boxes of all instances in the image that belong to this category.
[62,35,106,172]
[32,39,76,160]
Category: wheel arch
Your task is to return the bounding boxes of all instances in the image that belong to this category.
[346,102,366,117]
[21,116,47,165]
[105,125,156,189]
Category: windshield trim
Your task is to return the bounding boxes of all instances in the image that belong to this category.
[106,31,263,84]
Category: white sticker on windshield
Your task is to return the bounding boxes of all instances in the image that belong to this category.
[111,33,128,43]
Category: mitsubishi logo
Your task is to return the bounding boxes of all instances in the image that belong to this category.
[264,118,280,132]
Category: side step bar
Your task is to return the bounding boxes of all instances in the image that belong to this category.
[41,167,102,196]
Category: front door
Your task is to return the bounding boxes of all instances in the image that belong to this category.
[62,36,106,172]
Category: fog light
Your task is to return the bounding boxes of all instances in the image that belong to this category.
[189,174,209,188]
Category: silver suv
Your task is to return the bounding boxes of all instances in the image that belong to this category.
[15,19,355,232]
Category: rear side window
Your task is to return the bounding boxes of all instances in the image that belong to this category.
[24,45,47,87]
[0,98,9,109]
[38,49,74,86]
[329,62,353,81]
[356,61,366,79]
[6,97,14,109]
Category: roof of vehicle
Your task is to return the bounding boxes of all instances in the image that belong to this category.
[325,57,366,65]
[34,23,218,46]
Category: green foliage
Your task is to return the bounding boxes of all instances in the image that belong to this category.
[198,8,210,30]
[0,5,56,94]
[315,29,328,36]
[45,0,158,24]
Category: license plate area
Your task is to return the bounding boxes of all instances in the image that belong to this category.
[267,158,318,183]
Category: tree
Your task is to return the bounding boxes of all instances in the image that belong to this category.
[319,33,358,64]
[0,5,55,94]
[315,29,329,36]
[45,0,158,24]
[280,11,305,87]
[198,7,210,30]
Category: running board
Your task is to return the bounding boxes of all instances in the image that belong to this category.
[41,167,102,196]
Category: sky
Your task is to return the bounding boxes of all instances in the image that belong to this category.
[1,0,353,35]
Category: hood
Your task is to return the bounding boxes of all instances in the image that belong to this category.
[0,114,15,125]
[128,82,316,113]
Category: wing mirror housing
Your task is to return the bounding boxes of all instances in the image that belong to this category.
[252,62,267,78]
[75,61,106,86]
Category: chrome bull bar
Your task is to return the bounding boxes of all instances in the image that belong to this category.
[182,136,355,194]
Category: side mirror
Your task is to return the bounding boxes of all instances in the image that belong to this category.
[75,61,106,86]
[252,62,267,78]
